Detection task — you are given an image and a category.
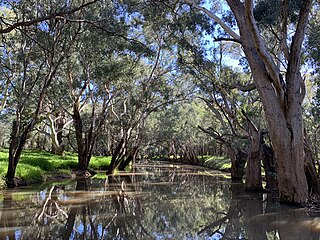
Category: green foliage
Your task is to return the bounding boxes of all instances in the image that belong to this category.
[19,150,78,171]
[202,156,231,170]
[0,161,7,188]
[145,99,214,157]
[20,156,55,171]
[89,156,112,170]
[15,164,44,183]
[0,149,111,187]
[254,0,304,26]
[307,19,320,69]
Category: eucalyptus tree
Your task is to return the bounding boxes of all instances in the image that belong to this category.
[0,1,98,34]
[0,1,95,186]
[306,4,320,174]
[145,99,214,162]
[0,0,98,111]
[181,0,316,204]
[174,31,260,184]
[45,107,73,156]
[106,47,192,173]
[98,1,205,173]
[196,65,259,182]
[59,0,158,175]
[30,79,74,155]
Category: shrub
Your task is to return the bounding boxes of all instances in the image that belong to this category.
[202,156,231,170]
[15,164,44,183]
[89,156,112,170]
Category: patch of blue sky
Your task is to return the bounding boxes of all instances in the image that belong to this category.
[15,229,22,240]
[200,0,243,70]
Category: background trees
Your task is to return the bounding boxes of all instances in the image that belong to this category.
[1,1,84,185]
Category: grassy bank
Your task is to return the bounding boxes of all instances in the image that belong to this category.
[0,149,111,188]
[155,155,231,171]
[201,155,231,171]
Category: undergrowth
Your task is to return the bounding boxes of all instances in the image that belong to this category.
[0,149,111,188]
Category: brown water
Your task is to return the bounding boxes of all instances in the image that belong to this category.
[0,161,320,240]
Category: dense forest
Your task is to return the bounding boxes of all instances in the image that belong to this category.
[0,0,319,205]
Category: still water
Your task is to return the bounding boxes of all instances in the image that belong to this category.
[0,161,320,240]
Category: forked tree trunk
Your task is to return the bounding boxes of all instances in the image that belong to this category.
[50,112,66,156]
[107,138,126,174]
[73,106,99,177]
[73,102,91,175]
[226,0,311,204]
[73,102,85,170]
[6,95,44,186]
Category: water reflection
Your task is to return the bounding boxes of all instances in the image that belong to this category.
[0,161,320,239]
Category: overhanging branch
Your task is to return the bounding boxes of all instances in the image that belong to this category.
[0,0,98,34]
[184,0,241,41]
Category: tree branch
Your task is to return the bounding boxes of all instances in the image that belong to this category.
[214,37,241,43]
[243,0,285,103]
[184,0,241,41]
[286,0,312,101]
[0,0,98,34]
[280,0,290,61]
[223,82,256,92]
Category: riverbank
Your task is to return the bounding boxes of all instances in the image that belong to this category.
[0,149,111,189]
[0,149,231,189]
[153,155,231,172]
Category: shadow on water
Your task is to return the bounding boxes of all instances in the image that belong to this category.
[0,161,320,239]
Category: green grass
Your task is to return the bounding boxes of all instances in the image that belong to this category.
[89,156,112,170]
[15,163,44,183]
[201,155,231,170]
[0,149,111,188]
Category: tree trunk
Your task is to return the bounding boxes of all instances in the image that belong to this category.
[6,114,38,186]
[245,138,262,191]
[304,133,320,194]
[261,142,278,193]
[73,102,89,174]
[221,0,311,204]
[189,0,312,205]
[107,138,126,174]
[314,125,320,176]
[243,110,263,191]
[228,146,247,181]
[55,113,65,156]
[118,147,139,171]
[6,156,18,187]
[78,152,88,172]
[226,3,306,203]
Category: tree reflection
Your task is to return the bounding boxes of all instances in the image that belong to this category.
[104,174,150,239]
[62,180,88,240]
[0,192,16,240]
[1,162,320,239]
[198,181,320,240]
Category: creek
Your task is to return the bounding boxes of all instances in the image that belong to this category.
[0,161,319,239]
